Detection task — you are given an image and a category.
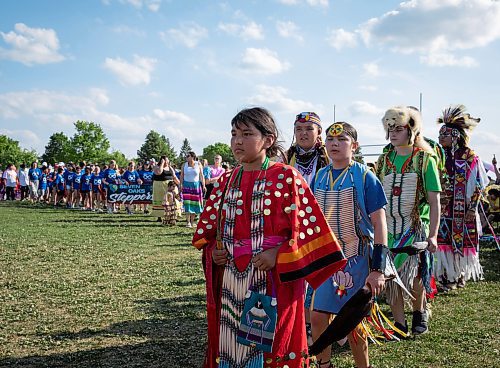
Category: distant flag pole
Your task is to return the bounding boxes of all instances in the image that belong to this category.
[419,92,423,112]
[333,105,336,123]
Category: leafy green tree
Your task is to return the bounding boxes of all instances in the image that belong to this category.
[353,146,365,164]
[177,138,193,165]
[42,132,72,164]
[137,131,176,162]
[103,150,129,168]
[70,121,110,163]
[202,142,235,165]
[0,135,38,168]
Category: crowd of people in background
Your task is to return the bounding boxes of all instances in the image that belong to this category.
[1,104,500,368]
[0,154,232,225]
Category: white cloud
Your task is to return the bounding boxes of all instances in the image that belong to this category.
[277,0,299,5]
[111,25,146,37]
[89,88,110,105]
[306,0,328,7]
[239,48,290,75]
[0,88,197,157]
[359,0,500,67]
[474,130,500,146]
[103,55,157,86]
[153,109,193,124]
[277,0,328,7]
[363,62,380,77]
[0,23,65,65]
[147,0,161,12]
[0,89,140,131]
[218,21,264,40]
[160,22,208,48]
[359,85,378,92]
[420,52,478,67]
[326,28,358,50]
[0,128,41,149]
[248,85,317,114]
[276,21,303,42]
[116,0,161,12]
[348,101,384,116]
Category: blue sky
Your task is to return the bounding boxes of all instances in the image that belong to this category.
[1,0,500,164]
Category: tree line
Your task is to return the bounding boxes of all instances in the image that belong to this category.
[0,121,235,168]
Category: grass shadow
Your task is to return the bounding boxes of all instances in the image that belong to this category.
[3,294,207,367]
[480,247,500,282]
[0,340,203,368]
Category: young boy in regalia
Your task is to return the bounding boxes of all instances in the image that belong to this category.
[375,106,441,336]
[310,122,388,368]
[435,105,488,290]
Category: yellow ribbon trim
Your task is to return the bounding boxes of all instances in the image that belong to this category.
[277,233,335,264]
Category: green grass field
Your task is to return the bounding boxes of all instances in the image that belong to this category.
[1,201,499,368]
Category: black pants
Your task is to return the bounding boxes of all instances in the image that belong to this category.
[20,185,29,200]
[6,186,15,200]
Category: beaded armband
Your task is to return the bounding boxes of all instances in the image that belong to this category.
[371,243,389,274]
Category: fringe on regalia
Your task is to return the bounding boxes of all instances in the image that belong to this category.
[435,246,483,283]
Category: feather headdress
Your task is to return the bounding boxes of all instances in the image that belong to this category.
[438,104,480,144]
[438,104,480,129]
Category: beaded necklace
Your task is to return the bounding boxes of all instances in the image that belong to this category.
[224,157,270,270]
[315,162,361,251]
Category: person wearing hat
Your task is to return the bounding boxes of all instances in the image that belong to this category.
[286,112,329,187]
[39,165,50,203]
[375,106,441,336]
[435,105,488,290]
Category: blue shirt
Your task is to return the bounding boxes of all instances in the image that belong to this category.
[64,171,75,185]
[203,166,211,180]
[39,173,48,190]
[139,169,153,185]
[123,170,140,184]
[102,168,118,185]
[313,162,387,240]
[28,168,42,181]
[330,168,386,216]
[81,173,92,191]
[72,172,82,190]
[91,173,102,192]
[55,174,65,191]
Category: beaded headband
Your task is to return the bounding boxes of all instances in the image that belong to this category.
[326,122,357,141]
[327,123,344,137]
[295,112,321,127]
